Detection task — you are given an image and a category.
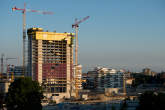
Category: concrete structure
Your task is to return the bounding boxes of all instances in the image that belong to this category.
[0,81,10,93]
[85,67,124,93]
[143,68,152,76]
[7,65,24,80]
[75,65,82,90]
[85,71,98,89]
[105,88,119,96]
[27,28,74,101]
[142,68,156,76]
[96,68,124,91]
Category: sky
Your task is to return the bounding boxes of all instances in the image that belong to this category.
[0,0,165,72]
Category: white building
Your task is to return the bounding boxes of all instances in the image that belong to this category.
[86,67,124,92]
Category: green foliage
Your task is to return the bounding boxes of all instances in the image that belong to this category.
[137,91,165,110]
[131,73,162,87]
[111,105,116,110]
[120,100,127,110]
[5,77,43,110]
[0,93,4,110]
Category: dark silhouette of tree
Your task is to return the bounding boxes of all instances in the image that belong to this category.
[5,77,43,110]
[120,100,127,110]
[0,93,4,110]
[111,105,116,110]
[132,73,162,87]
[136,91,165,110]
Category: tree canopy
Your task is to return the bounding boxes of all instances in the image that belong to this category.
[5,77,43,110]
[137,91,165,110]
[132,73,162,87]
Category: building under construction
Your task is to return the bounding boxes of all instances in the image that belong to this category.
[27,28,74,100]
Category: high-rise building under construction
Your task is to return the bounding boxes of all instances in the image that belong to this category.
[27,28,74,99]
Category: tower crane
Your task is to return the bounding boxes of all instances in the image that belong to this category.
[72,16,90,98]
[12,3,53,76]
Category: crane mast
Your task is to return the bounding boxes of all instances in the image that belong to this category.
[22,3,26,76]
[72,16,90,98]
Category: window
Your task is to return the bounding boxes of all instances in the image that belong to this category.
[51,66,55,69]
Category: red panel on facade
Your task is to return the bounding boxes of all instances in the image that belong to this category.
[34,63,38,81]
[42,63,67,79]
[33,63,73,81]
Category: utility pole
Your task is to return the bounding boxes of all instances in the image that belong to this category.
[12,3,53,76]
[72,16,90,98]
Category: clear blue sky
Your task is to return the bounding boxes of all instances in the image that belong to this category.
[0,0,165,72]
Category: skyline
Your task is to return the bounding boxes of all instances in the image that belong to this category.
[0,0,165,72]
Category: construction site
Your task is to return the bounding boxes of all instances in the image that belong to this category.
[0,3,130,107]
[0,3,90,104]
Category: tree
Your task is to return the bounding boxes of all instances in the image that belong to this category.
[0,93,4,110]
[131,73,161,87]
[5,77,43,110]
[136,91,165,110]
[120,100,127,110]
[111,105,116,110]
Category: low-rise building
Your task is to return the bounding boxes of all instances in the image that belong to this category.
[84,67,124,93]
[142,68,156,76]
[7,65,24,79]
[0,81,10,93]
